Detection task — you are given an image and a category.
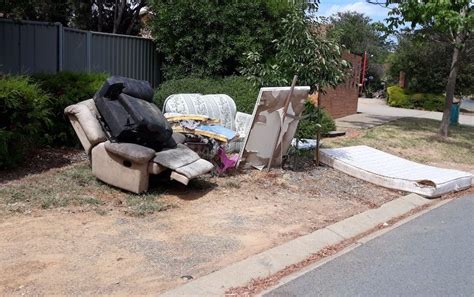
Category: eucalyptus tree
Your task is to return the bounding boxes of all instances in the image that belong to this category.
[369,0,473,136]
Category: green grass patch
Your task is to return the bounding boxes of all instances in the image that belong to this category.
[124,185,171,217]
[125,193,172,217]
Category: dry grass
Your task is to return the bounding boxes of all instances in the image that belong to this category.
[0,162,174,217]
[1,118,471,218]
[325,118,474,168]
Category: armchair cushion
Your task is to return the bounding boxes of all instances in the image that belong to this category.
[104,141,156,164]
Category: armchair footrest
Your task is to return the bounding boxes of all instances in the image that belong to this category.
[175,159,214,179]
[153,144,200,169]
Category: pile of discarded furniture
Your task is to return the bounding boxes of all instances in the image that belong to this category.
[65,76,311,193]
[163,94,247,157]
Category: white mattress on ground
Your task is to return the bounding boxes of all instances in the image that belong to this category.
[320,145,473,197]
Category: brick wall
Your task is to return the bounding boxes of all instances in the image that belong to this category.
[318,52,362,119]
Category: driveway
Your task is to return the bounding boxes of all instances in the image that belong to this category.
[266,194,474,297]
[336,98,474,130]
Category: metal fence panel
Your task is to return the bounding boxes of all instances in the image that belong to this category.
[26,22,58,73]
[0,19,160,86]
[0,20,20,74]
[91,32,159,85]
[63,28,88,73]
[0,19,58,74]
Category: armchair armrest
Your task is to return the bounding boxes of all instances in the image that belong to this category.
[104,142,156,164]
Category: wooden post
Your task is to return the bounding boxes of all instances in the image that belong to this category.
[360,50,367,91]
[314,128,321,166]
[399,71,407,89]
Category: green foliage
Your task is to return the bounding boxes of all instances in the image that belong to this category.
[327,12,391,93]
[3,0,147,35]
[295,101,336,139]
[31,72,107,146]
[387,1,473,37]
[154,76,259,114]
[457,53,474,95]
[327,12,390,63]
[0,72,107,159]
[0,76,51,168]
[385,0,473,134]
[265,0,318,15]
[387,86,410,107]
[388,34,474,95]
[241,9,350,91]
[2,0,72,25]
[149,0,291,79]
[387,86,444,111]
[409,93,445,112]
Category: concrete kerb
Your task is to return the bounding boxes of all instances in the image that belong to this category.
[160,193,435,297]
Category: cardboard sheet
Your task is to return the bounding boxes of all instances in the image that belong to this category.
[238,86,310,169]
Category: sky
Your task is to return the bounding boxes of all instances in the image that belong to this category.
[316,0,392,22]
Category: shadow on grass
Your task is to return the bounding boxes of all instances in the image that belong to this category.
[337,114,399,129]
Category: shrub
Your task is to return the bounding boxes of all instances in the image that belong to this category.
[149,0,289,79]
[241,9,350,91]
[387,34,474,95]
[295,101,336,139]
[387,86,411,108]
[32,72,107,146]
[154,76,259,114]
[418,93,445,112]
[387,86,445,111]
[0,76,51,168]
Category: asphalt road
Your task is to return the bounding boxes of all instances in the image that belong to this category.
[265,195,474,297]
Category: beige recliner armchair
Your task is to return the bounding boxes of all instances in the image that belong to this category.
[65,99,214,193]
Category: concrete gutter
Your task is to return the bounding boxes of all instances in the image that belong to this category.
[161,194,435,297]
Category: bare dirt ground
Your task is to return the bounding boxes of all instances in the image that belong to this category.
[0,157,401,295]
[1,117,472,295]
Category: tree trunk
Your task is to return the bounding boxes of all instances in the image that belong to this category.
[113,0,126,34]
[439,43,461,137]
[97,0,104,32]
